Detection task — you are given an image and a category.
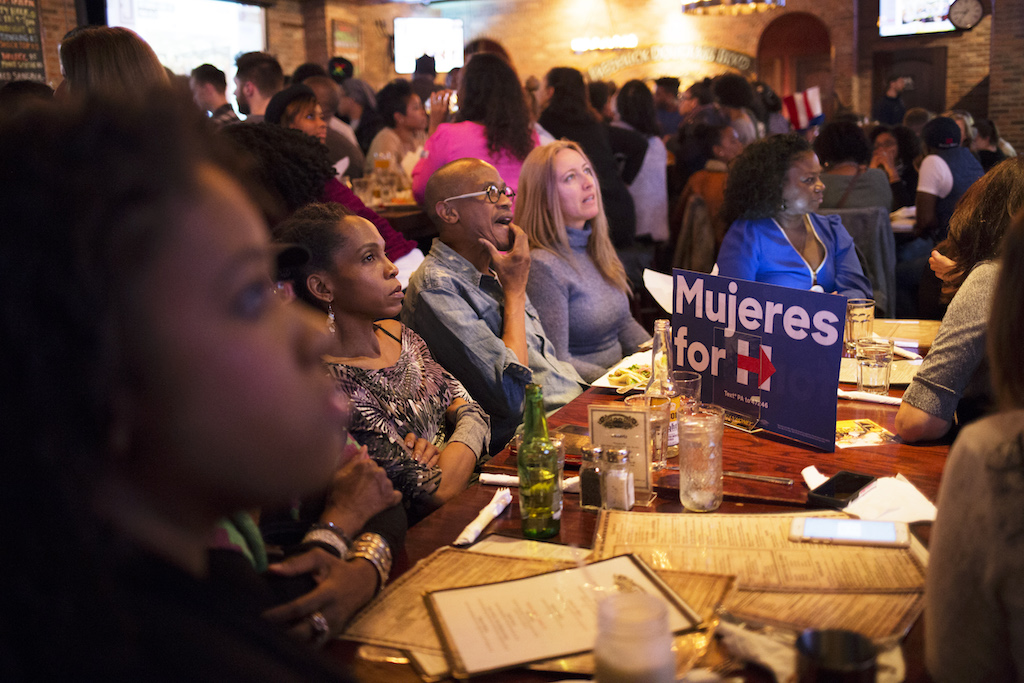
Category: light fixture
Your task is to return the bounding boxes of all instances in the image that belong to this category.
[570,34,640,53]
[681,0,784,15]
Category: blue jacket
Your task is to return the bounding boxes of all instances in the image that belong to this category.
[717,213,872,299]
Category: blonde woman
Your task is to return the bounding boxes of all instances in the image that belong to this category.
[515,140,649,382]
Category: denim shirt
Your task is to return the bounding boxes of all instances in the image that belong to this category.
[401,239,586,453]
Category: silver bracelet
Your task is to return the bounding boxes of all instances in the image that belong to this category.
[348,532,392,591]
[302,528,348,558]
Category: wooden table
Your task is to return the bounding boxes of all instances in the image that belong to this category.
[333,324,948,682]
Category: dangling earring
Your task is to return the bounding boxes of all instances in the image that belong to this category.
[327,303,336,335]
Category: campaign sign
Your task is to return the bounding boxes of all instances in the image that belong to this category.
[671,269,846,451]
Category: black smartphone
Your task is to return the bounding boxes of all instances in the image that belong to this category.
[807,470,877,509]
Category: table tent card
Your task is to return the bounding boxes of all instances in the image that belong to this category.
[671,269,846,451]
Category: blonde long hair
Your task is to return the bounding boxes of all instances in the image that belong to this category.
[515,140,630,294]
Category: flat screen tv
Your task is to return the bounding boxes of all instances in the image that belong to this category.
[879,0,955,36]
[393,17,464,74]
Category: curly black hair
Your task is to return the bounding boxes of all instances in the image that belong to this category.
[813,120,872,166]
[723,133,812,225]
[868,124,921,171]
[712,73,754,109]
[455,52,535,162]
[219,122,336,227]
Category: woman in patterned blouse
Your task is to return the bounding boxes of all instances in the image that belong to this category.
[276,203,489,519]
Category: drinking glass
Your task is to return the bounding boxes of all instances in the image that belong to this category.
[845,299,875,352]
[672,370,702,415]
[854,338,894,395]
[796,629,877,683]
[678,404,725,512]
[623,395,669,471]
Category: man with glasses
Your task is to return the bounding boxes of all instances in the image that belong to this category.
[402,159,585,453]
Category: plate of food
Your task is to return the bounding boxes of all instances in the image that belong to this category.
[592,351,652,392]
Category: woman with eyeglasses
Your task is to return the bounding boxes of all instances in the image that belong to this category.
[276,203,490,521]
[411,53,538,206]
[516,141,649,382]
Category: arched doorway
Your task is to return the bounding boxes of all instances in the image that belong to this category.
[758,13,834,119]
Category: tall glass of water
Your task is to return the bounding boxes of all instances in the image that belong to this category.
[678,404,725,512]
[845,299,875,352]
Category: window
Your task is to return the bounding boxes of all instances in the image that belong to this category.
[107,0,265,107]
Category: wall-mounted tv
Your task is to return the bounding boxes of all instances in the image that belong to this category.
[393,17,465,74]
[879,0,955,36]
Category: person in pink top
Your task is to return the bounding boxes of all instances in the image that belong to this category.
[412,53,538,204]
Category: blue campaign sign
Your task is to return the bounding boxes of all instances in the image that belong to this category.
[671,269,846,451]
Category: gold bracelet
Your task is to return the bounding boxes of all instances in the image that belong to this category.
[348,532,392,591]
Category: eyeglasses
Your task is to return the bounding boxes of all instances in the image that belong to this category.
[442,184,515,204]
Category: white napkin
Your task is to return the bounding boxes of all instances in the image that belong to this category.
[846,474,937,523]
[837,388,902,405]
[802,466,936,523]
[873,333,923,360]
[716,620,906,683]
[479,473,519,487]
[453,488,512,546]
[478,473,580,492]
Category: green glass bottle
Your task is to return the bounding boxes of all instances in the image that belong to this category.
[517,384,561,539]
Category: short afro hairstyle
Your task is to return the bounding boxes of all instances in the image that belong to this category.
[813,121,871,166]
[723,133,812,225]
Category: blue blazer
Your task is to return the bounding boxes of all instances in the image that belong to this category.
[717,213,872,299]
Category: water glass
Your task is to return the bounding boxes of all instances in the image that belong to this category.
[845,298,875,351]
[623,395,669,471]
[854,338,894,395]
[352,177,376,206]
[678,404,725,512]
[672,370,702,415]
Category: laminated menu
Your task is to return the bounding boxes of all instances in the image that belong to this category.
[592,510,927,641]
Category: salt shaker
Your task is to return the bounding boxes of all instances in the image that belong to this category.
[600,448,634,511]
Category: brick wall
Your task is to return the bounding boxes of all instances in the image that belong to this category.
[988,0,1024,150]
[317,0,856,113]
[36,0,76,88]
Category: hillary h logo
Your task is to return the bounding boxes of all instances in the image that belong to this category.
[735,339,775,389]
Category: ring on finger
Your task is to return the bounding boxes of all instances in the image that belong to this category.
[308,610,331,647]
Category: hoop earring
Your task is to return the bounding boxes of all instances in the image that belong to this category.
[327,303,336,335]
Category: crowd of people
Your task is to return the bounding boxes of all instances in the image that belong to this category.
[1,22,1022,683]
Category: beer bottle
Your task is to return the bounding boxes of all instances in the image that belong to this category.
[517,384,561,539]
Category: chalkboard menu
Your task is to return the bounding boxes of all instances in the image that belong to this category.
[0,0,46,84]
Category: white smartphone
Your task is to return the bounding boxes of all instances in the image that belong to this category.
[789,517,910,548]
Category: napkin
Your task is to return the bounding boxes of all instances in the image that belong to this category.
[716,620,906,683]
[453,488,512,547]
[837,388,902,405]
[874,333,923,360]
[801,466,936,523]
[479,473,581,493]
[479,473,519,487]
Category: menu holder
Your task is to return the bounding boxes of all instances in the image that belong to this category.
[588,403,657,505]
[423,553,702,679]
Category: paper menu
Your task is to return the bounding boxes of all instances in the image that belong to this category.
[424,554,701,678]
